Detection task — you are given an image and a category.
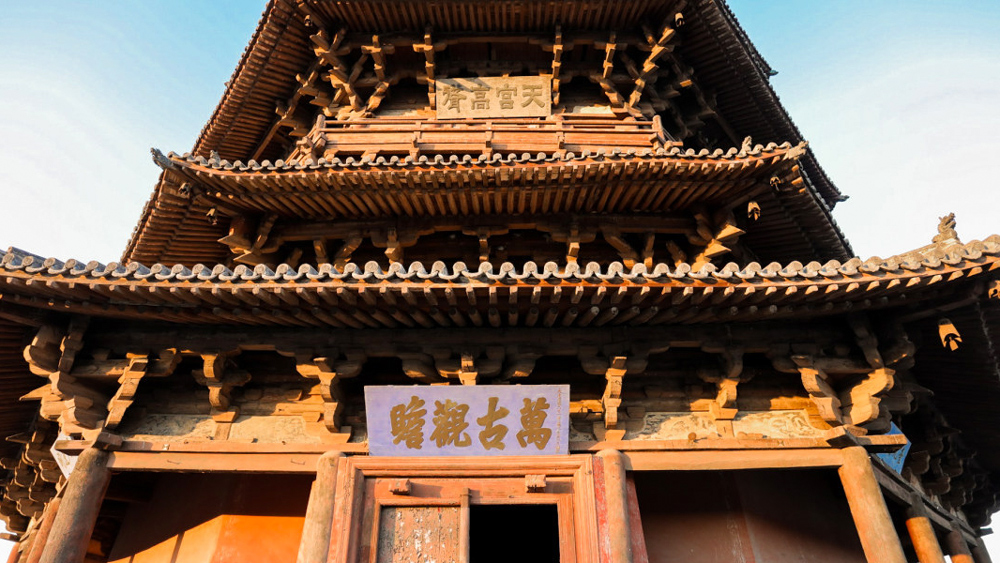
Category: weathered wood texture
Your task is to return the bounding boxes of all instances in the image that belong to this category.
[39,448,111,563]
[297,451,344,563]
[596,449,632,563]
[838,447,906,563]
[24,495,60,563]
[376,506,461,563]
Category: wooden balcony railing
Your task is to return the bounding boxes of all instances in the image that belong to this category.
[293,115,678,160]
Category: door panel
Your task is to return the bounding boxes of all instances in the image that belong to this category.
[376,506,461,563]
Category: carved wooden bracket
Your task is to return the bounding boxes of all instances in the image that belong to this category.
[105,354,150,430]
[698,347,746,426]
[434,348,503,385]
[790,355,895,432]
[688,208,744,270]
[792,356,844,427]
[840,367,894,428]
[600,227,640,269]
[218,214,281,266]
[296,350,365,433]
[399,353,442,383]
[193,353,250,416]
[22,318,107,436]
[601,356,628,431]
[580,350,647,439]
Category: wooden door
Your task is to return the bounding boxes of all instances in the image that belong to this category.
[329,457,598,563]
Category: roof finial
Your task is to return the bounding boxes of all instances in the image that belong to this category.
[932,213,961,246]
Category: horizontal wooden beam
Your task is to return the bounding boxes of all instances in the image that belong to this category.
[623,448,845,471]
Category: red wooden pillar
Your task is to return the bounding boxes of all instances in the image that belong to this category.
[905,503,945,563]
[596,449,632,563]
[972,538,994,563]
[38,448,110,563]
[944,529,976,563]
[838,447,907,563]
[297,451,344,563]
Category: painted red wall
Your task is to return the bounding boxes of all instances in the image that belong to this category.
[107,473,312,563]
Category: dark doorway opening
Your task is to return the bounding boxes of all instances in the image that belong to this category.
[470,504,560,563]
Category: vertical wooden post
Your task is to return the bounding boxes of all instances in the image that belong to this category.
[38,447,111,563]
[297,451,344,563]
[905,503,945,563]
[972,538,994,563]
[596,449,633,563]
[944,529,975,563]
[25,495,61,563]
[458,487,470,563]
[837,447,906,563]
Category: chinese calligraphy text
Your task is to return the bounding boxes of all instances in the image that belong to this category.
[435,77,552,119]
[366,385,569,456]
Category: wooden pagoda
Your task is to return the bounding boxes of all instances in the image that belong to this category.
[1,1,999,562]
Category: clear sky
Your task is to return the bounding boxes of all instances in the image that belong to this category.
[1,0,999,559]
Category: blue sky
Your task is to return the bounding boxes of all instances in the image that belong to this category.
[1,0,1000,558]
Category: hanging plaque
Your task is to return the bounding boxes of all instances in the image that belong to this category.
[435,76,552,119]
[365,385,570,456]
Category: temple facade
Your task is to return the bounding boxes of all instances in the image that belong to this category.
[2,1,999,562]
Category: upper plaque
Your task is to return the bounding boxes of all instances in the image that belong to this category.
[435,76,552,119]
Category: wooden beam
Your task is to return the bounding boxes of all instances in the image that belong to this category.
[623,448,845,471]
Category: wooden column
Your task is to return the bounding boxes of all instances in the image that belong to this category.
[837,447,906,563]
[6,543,22,563]
[905,503,945,563]
[972,538,994,563]
[944,529,975,563]
[297,451,344,563]
[38,448,111,563]
[596,449,633,563]
[25,495,61,563]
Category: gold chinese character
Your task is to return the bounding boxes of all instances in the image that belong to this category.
[441,85,466,112]
[520,84,545,108]
[471,86,491,110]
[430,399,472,447]
[477,397,509,450]
[390,395,427,449]
[497,84,517,110]
[516,397,552,450]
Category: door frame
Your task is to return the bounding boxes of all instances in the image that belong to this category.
[328,455,599,563]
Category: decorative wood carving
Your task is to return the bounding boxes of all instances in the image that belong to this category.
[296,350,366,433]
[792,356,844,427]
[698,347,747,432]
[193,353,250,416]
[105,355,149,430]
[22,318,108,436]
